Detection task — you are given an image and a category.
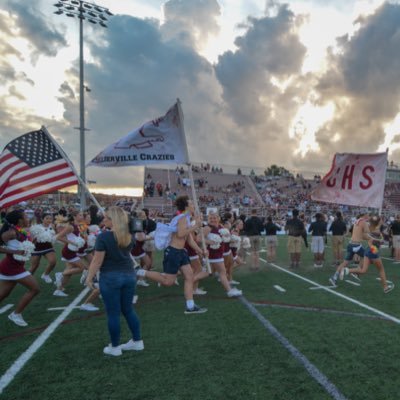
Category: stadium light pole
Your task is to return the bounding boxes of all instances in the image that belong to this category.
[54,0,113,209]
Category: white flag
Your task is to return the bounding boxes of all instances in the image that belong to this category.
[311,152,387,209]
[88,102,189,167]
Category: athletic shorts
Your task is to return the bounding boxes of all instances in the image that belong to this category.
[248,236,261,252]
[344,243,365,261]
[331,235,344,252]
[365,247,379,260]
[288,236,302,253]
[392,235,400,249]
[311,236,324,253]
[163,246,190,275]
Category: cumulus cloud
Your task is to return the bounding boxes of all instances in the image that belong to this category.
[314,2,400,160]
[4,0,67,61]
[2,0,400,191]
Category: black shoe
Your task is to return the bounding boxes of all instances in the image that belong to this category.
[184,305,208,314]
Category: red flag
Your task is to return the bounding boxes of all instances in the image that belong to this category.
[0,129,78,208]
[311,152,387,209]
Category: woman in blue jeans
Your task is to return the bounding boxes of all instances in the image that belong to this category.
[86,206,143,356]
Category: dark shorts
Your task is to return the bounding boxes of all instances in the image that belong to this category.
[365,247,379,260]
[163,246,190,275]
[344,243,365,261]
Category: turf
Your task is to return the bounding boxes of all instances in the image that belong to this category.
[0,238,399,400]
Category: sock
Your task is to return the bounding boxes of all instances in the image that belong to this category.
[186,299,194,309]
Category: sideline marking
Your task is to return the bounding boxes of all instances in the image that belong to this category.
[261,258,400,325]
[344,280,360,287]
[240,296,348,400]
[376,278,393,284]
[273,285,286,293]
[47,306,81,311]
[0,287,89,395]
[253,302,387,321]
[0,304,13,314]
[309,286,336,290]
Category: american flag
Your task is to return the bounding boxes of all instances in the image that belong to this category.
[0,129,79,208]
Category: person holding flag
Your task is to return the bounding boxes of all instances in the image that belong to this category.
[137,195,208,314]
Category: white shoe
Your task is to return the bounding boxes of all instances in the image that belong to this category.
[41,274,53,284]
[80,270,88,285]
[55,272,63,288]
[229,280,240,285]
[53,289,68,297]
[132,295,138,304]
[8,312,28,327]
[339,267,349,280]
[80,303,99,311]
[174,279,179,286]
[103,344,122,356]
[193,288,207,295]
[227,288,243,297]
[120,339,144,351]
[135,269,146,278]
[136,280,150,287]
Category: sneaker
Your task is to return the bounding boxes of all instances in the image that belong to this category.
[174,278,180,286]
[80,303,99,311]
[120,339,144,351]
[136,279,150,287]
[229,280,240,285]
[227,288,243,297]
[103,344,122,356]
[41,274,53,284]
[8,312,28,327]
[384,283,395,294]
[55,272,63,288]
[135,268,146,278]
[339,267,349,280]
[350,273,361,282]
[329,277,337,286]
[53,289,68,297]
[193,288,207,295]
[184,305,208,314]
[80,270,88,285]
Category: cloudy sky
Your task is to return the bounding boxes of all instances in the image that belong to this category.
[1,0,400,194]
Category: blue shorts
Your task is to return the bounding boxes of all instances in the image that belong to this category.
[365,248,379,260]
[344,243,365,261]
[163,246,190,275]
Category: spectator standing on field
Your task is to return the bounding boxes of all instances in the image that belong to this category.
[390,215,400,264]
[308,213,327,268]
[244,209,264,271]
[285,209,305,269]
[329,212,347,266]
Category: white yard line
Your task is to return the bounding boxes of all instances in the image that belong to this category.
[240,296,348,400]
[260,258,400,325]
[0,304,13,315]
[0,287,89,395]
[273,285,286,293]
[344,280,361,287]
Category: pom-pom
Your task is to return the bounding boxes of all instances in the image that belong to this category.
[230,234,241,248]
[207,233,222,249]
[218,228,231,243]
[242,237,251,249]
[13,240,36,261]
[68,236,85,252]
[30,225,55,243]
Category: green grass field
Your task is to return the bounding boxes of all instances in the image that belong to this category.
[1,237,399,400]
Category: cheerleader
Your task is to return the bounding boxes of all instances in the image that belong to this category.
[29,213,57,283]
[54,211,87,297]
[230,220,244,267]
[202,213,242,297]
[0,210,40,327]
[221,212,239,286]
[131,230,151,287]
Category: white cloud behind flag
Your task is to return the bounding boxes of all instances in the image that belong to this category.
[311,152,388,209]
[88,101,189,167]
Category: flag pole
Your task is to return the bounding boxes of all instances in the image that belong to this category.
[41,126,104,212]
[176,99,211,274]
[379,148,389,216]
